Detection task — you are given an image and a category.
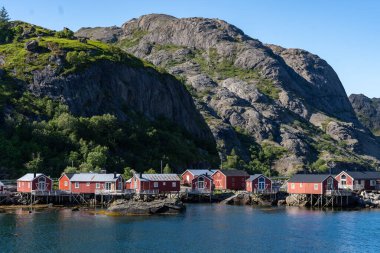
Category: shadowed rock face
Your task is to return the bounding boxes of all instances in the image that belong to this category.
[350,94,380,136]
[76,14,380,174]
[29,61,215,143]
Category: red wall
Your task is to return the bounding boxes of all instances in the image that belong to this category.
[59,175,71,191]
[335,173,353,187]
[246,177,272,192]
[70,177,123,194]
[17,176,53,193]
[212,171,248,190]
[212,171,226,190]
[287,177,338,195]
[132,176,180,193]
[181,171,194,185]
[191,176,213,191]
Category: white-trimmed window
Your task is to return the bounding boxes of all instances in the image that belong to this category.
[96,183,100,189]
[314,184,319,190]
[18,182,21,188]
[154,182,158,188]
[172,182,176,187]
[75,182,79,188]
[86,182,90,187]
[291,183,295,190]
[64,181,68,187]
[370,180,376,186]
[300,183,303,188]
[163,182,166,186]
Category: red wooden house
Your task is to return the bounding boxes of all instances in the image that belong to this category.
[59,172,124,194]
[191,174,214,192]
[126,173,180,193]
[246,174,272,193]
[212,169,249,191]
[287,174,338,195]
[335,171,380,191]
[181,169,215,185]
[17,173,53,193]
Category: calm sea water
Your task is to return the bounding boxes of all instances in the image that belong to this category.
[0,204,379,253]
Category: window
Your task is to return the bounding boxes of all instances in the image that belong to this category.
[198,177,204,189]
[86,182,90,186]
[291,183,295,190]
[358,180,361,184]
[172,182,177,187]
[258,177,265,190]
[64,181,68,187]
[327,178,334,190]
[163,182,166,186]
[341,174,346,186]
[370,180,376,186]
[18,182,21,188]
[96,183,100,189]
[154,182,158,188]
[186,175,190,182]
[314,184,319,190]
[300,183,303,188]
[75,182,79,188]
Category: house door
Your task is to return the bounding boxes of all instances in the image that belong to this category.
[105,182,111,191]
[258,177,265,190]
[198,177,204,189]
[327,178,334,190]
[38,177,46,191]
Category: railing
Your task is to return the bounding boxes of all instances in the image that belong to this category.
[325,189,352,196]
[252,188,278,194]
[138,189,159,195]
[95,189,125,195]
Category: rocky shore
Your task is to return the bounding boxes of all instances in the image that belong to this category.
[107,199,186,215]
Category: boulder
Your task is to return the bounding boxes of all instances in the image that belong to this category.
[107,199,185,215]
[25,40,39,52]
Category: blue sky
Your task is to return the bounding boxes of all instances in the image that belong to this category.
[2,0,380,97]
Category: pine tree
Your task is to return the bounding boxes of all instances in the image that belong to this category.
[163,163,172,174]
[0,7,9,23]
[0,6,11,43]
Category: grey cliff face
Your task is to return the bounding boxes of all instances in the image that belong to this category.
[29,62,214,142]
[76,14,380,174]
[350,94,380,136]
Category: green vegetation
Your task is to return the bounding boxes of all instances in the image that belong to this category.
[0,7,12,43]
[191,48,280,100]
[163,163,172,174]
[144,168,157,174]
[123,167,133,180]
[117,29,148,49]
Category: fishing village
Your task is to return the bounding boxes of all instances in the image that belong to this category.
[1,168,380,215]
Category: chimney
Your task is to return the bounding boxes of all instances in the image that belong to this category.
[139,173,142,179]
[34,172,36,178]
[114,172,117,178]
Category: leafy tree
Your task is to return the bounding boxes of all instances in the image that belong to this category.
[64,166,77,173]
[25,153,43,173]
[123,166,133,179]
[163,163,172,174]
[222,149,244,169]
[55,27,74,39]
[0,6,12,43]
[144,168,157,174]
[86,145,108,170]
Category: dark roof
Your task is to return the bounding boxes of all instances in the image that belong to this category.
[344,171,380,180]
[218,169,249,177]
[64,173,75,179]
[288,174,333,183]
[194,174,213,181]
[246,174,268,182]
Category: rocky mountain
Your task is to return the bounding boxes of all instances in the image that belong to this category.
[0,21,218,178]
[76,14,380,175]
[350,94,380,136]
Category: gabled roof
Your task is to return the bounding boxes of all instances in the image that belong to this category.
[193,174,213,181]
[70,173,121,182]
[342,171,380,180]
[125,178,132,183]
[288,174,333,183]
[217,169,249,177]
[246,174,269,182]
[137,174,180,182]
[61,173,75,180]
[17,173,48,181]
[182,169,215,176]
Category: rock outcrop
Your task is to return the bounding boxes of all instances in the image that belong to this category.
[349,94,380,136]
[107,199,186,215]
[75,14,380,174]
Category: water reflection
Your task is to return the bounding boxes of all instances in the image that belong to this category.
[0,205,379,253]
